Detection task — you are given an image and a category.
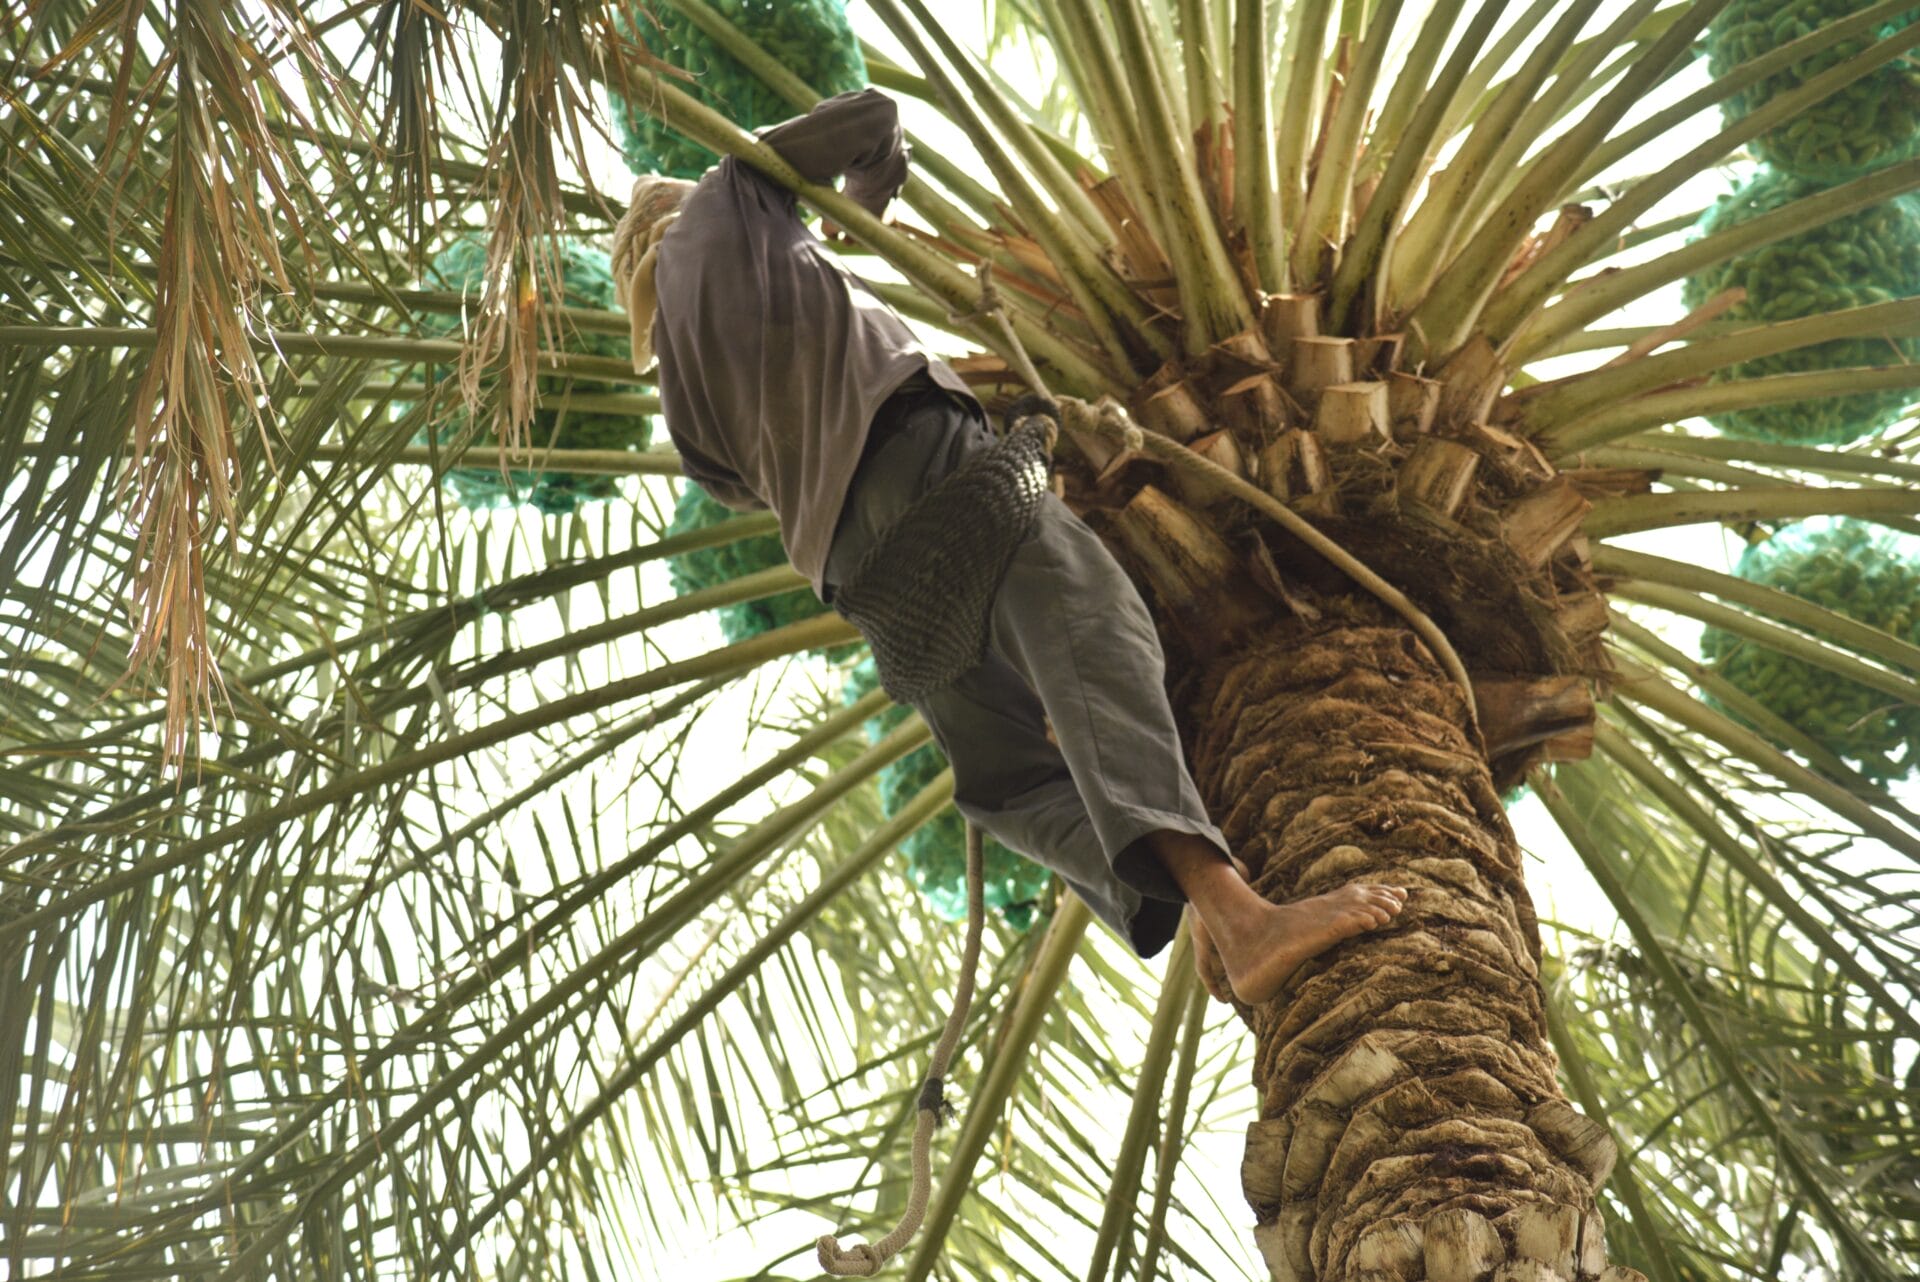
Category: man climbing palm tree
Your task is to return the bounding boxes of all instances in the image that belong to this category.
[613,87,1404,1005]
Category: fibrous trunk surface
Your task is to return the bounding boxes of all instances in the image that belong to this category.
[1184,603,1628,1282]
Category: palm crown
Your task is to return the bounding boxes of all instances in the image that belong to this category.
[2,1,1919,1280]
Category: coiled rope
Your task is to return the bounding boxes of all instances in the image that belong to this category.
[816,266,1052,1276]
[812,265,1478,1274]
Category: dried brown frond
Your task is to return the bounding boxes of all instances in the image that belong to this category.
[104,0,350,770]
[457,0,617,471]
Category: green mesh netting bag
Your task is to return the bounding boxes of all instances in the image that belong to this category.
[1705,0,1920,183]
[1680,167,1920,445]
[609,0,868,179]
[414,235,651,514]
[666,480,860,658]
[844,658,1053,930]
[1699,518,1920,782]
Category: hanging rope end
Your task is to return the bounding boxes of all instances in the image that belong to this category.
[805,816,988,1277]
[817,1235,883,1277]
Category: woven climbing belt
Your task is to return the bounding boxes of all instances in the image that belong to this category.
[831,416,1055,703]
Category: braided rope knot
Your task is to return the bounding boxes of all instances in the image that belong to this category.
[817,1235,884,1277]
[917,1075,956,1125]
[945,260,1002,327]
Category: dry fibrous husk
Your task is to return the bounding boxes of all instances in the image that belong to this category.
[1189,620,1615,1282]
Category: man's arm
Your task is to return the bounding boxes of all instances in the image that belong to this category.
[757,88,909,219]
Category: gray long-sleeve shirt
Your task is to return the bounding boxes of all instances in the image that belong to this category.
[650,89,977,594]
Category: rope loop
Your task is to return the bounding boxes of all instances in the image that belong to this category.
[945,260,1001,328]
[811,254,1474,1276]
[813,823,987,1276]
[817,1236,883,1277]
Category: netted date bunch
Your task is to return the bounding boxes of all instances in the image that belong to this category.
[610,0,867,178]
[1681,167,1920,445]
[1705,0,1920,183]
[843,659,1053,930]
[1700,519,1920,782]
[665,481,858,658]
[413,236,650,514]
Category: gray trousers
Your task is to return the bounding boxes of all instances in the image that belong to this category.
[822,385,1229,957]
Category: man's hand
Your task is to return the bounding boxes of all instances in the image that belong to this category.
[1003,392,1062,434]
[760,89,907,231]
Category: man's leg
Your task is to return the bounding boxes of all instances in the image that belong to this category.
[824,390,1173,945]
[826,396,1404,1001]
[915,648,1188,956]
[988,497,1406,1005]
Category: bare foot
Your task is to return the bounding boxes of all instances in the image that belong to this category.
[1215,883,1407,1006]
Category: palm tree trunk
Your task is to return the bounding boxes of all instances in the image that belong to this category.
[1183,607,1628,1282]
